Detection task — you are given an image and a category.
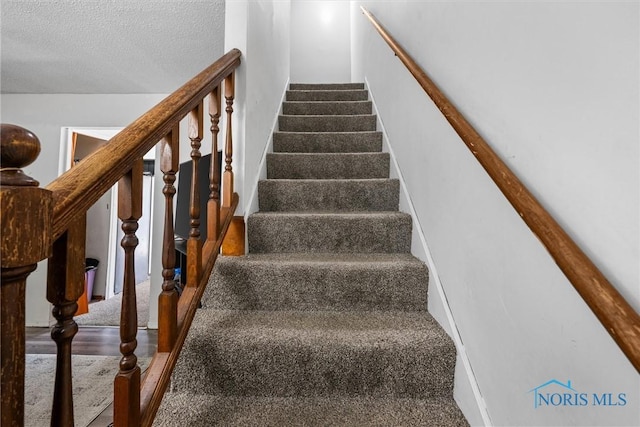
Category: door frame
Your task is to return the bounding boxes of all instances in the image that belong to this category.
[58,127,123,299]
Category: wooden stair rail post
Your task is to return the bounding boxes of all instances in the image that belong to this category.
[361,7,640,373]
[0,124,53,427]
[187,102,204,288]
[114,159,144,427]
[25,49,242,427]
[222,72,235,208]
[207,85,222,244]
[47,215,86,427]
[158,126,180,352]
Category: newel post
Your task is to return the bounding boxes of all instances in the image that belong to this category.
[0,124,53,427]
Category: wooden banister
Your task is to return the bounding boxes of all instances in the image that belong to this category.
[1,47,242,427]
[361,7,640,373]
[47,48,241,241]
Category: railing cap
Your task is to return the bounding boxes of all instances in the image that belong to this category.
[0,123,41,186]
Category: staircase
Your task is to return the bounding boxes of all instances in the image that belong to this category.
[154,83,468,426]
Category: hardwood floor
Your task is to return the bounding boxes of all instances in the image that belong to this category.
[26,326,158,427]
[26,326,158,357]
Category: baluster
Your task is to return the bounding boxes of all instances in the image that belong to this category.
[208,86,221,242]
[1,124,53,427]
[47,215,86,427]
[113,159,143,427]
[223,72,235,208]
[187,102,203,288]
[158,126,179,352]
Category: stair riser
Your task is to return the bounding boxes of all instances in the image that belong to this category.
[279,115,376,132]
[290,83,365,90]
[247,214,412,253]
[173,335,455,398]
[258,179,399,212]
[286,90,369,101]
[273,132,383,153]
[283,101,372,116]
[267,153,389,179]
[205,258,428,311]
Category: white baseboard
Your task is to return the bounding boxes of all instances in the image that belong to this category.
[244,78,290,222]
[365,77,492,427]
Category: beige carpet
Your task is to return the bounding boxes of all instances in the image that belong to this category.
[74,280,150,327]
[25,354,150,427]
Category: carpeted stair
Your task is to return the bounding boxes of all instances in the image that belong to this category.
[154,83,469,426]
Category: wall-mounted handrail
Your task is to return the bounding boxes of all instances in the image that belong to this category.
[361,7,640,373]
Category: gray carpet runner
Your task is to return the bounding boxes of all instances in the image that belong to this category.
[154,83,469,426]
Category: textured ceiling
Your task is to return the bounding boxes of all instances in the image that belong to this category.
[1,0,226,93]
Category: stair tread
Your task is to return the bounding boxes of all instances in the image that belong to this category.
[286,90,369,101]
[280,113,376,118]
[205,253,428,312]
[268,152,385,156]
[173,309,455,397]
[284,100,371,104]
[273,131,383,153]
[258,179,399,212]
[261,178,396,182]
[213,252,424,266]
[188,309,450,347]
[155,394,469,427]
[278,114,376,120]
[282,101,373,116]
[279,115,377,132]
[287,90,368,94]
[267,151,389,157]
[250,211,410,217]
[266,155,388,178]
[248,211,412,253]
[283,100,372,105]
[275,130,381,135]
[290,82,365,90]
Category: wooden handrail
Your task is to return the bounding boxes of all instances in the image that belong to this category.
[361,7,640,373]
[1,47,242,427]
[47,48,241,241]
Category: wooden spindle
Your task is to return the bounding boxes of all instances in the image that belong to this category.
[113,159,143,427]
[158,126,179,352]
[208,86,221,242]
[187,102,203,288]
[47,215,86,427]
[222,72,235,208]
[1,124,53,427]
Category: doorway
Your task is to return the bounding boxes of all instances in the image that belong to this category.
[59,127,155,303]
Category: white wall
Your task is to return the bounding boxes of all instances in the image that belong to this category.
[352,1,639,426]
[225,0,291,216]
[290,0,351,82]
[1,94,167,326]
